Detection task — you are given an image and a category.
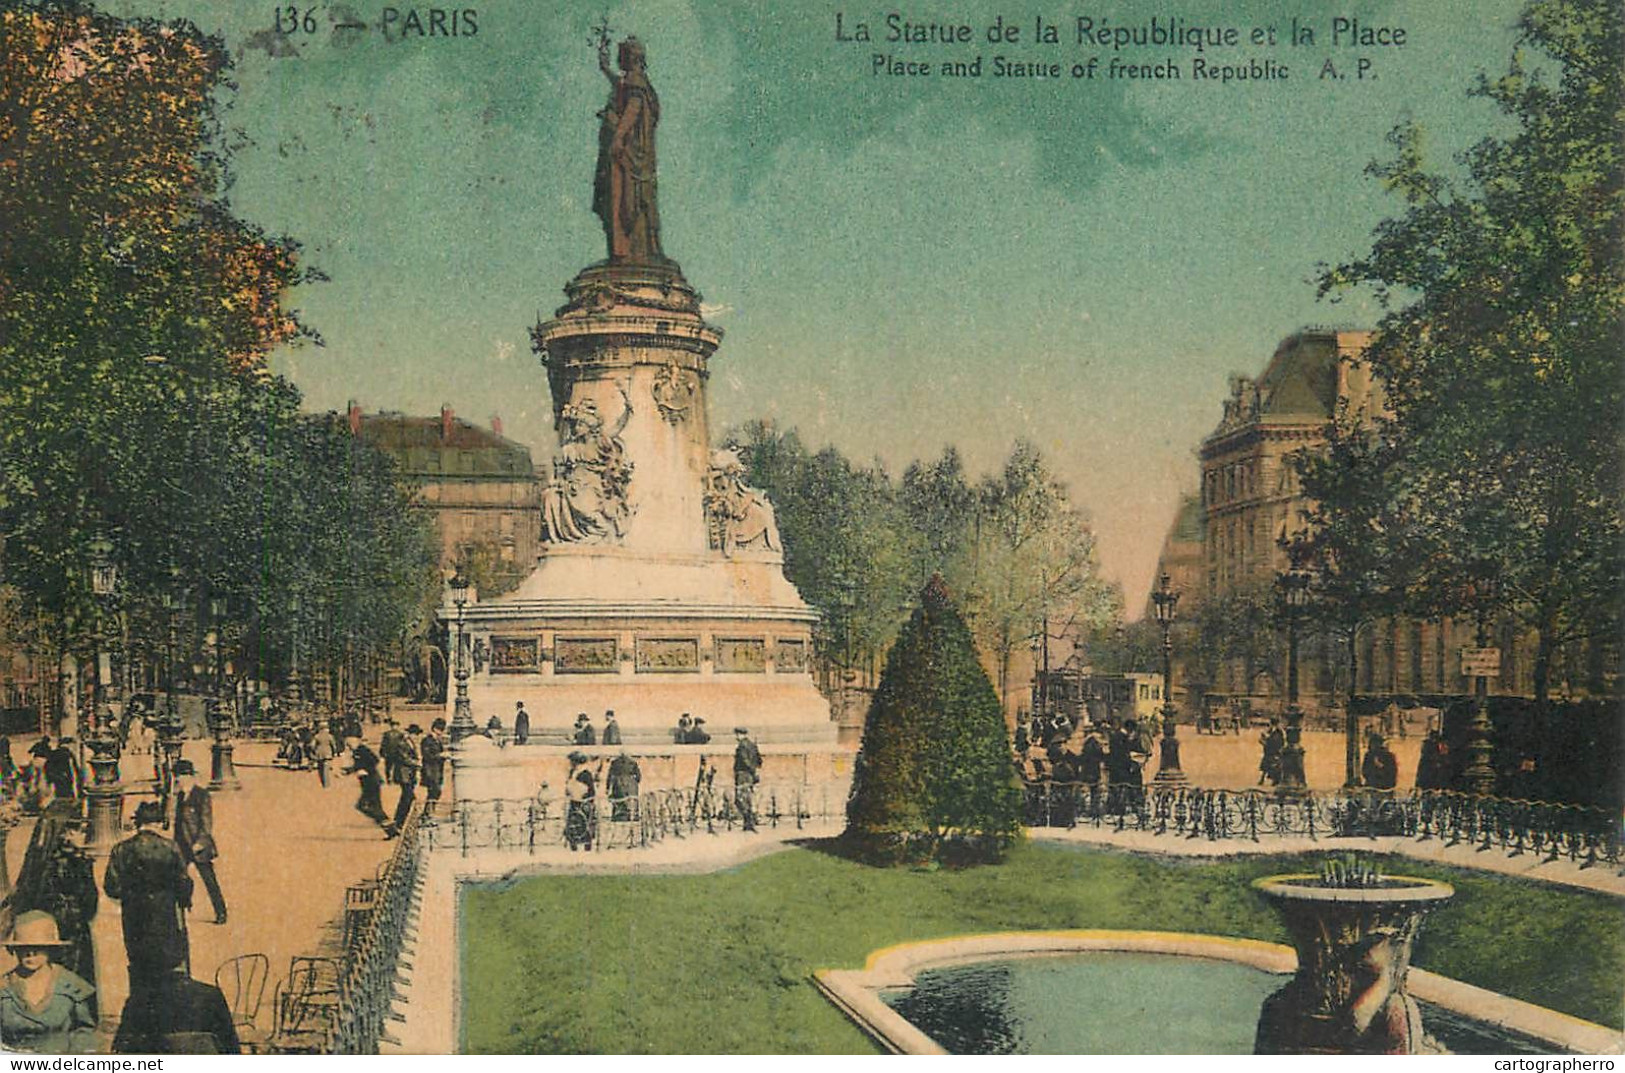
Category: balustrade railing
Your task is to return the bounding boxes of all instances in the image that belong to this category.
[1020,779,1623,866]
[427,780,844,857]
[328,807,426,1054]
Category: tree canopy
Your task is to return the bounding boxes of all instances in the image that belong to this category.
[1316,0,1623,702]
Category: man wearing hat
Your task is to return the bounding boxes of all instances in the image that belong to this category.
[564,751,598,851]
[674,713,693,744]
[513,702,531,746]
[385,724,422,839]
[380,718,405,786]
[572,712,597,747]
[0,910,96,1053]
[342,737,388,826]
[733,727,762,832]
[104,801,193,987]
[688,716,710,745]
[601,709,622,746]
[173,760,227,925]
[1362,733,1399,791]
[421,718,448,807]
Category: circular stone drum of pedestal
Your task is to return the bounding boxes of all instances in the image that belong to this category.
[1252,874,1455,1055]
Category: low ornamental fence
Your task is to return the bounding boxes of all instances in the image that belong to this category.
[427,780,845,857]
[329,806,426,1055]
[1021,779,1624,867]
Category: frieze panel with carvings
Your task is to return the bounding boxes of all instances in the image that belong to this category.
[555,636,619,674]
[635,637,701,673]
[715,638,767,673]
[773,638,809,673]
[490,637,540,673]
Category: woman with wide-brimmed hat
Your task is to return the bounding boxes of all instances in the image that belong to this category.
[0,910,96,1053]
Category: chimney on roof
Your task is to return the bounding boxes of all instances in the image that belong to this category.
[347,399,362,436]
[441,404,454,442]
[490,414,503,437]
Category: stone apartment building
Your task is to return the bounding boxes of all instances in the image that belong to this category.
[1153,326,1541,713]
[348,403,542,572]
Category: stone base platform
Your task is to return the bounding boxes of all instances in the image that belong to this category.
[449,736,856,803]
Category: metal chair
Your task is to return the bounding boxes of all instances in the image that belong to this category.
[214,953,270,1054]
[269,956,342,1053]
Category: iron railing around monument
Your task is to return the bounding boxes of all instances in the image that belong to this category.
[428,780,844,857]
[1021,779,1624,867]
[328,807,426,1054]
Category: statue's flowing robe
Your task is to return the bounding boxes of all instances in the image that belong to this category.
[593,68,662,261]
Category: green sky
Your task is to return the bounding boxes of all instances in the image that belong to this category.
[112,0,1530,608]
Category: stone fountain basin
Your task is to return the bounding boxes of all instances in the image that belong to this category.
[1253,874,1455,904]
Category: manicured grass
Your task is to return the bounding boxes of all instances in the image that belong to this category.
[460,842,1625,1053]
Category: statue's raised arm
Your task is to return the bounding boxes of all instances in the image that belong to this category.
[591,36,663,263]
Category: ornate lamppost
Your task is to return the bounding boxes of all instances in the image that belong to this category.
[1275,544,1314,796]
[1151,573,1186,784]
[448,565,476,743]
[1460,568,1501,795]
[84,533,124,853]
[287,593,304,706]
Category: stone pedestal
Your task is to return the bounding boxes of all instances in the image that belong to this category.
[85,737,124,854]
[1253,873,1454,1054]
[210,737,240,791]
[448,256,835,744]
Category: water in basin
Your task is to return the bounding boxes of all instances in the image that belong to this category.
[880,953,1556,1054]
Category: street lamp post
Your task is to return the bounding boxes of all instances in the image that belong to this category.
[1275,549,1313,796]
[1151,573,1186,784]
[85,533,123,853]
[1461,571,1500,795]
[287,594,303,706]
[448,566,476,743]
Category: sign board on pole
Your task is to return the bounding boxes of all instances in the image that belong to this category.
[1460,647,1502,678]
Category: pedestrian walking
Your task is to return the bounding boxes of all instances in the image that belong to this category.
[43,740,78,801]
[607,751,641,821]
[310,724,338,789]
[380,719,405,785]
[385,725,421,839]
[733,727,762,832]
[1361,733,1399,790]
[564,752,598,851]
[572,713,596,746]
[172,761,227,925]
[1259,720,1285,787]
[602,710,622,746]
[343,741,388,827]
[104,802,192,989]
[421,719,447,806]
[512,702,530,746]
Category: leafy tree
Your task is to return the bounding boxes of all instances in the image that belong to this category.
[844,574,1022,865]
[1289,403,1407,718]
[899,447,977,588]
[0,1,432,709]
[1318,0,1624,703]
[965,442,1117,708]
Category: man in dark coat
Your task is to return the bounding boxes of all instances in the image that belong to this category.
[385,725,421,839]
[1362,733,1399,791]
[420,718,447,805]
[733,727,762,832]
[172,761,227,925]
[572,713,596,746]
[1414,729,1450,791]
[343,740,387,826]
[606,751,641,821]
[104,801,192,987]
[512,703,530,746]
[379,720,405,785]
[113,968,241,1054]
[44,740,78,800]
[687,717,710,745]
[601,710,622,746]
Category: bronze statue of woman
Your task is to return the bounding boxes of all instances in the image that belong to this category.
[593,36,662,262]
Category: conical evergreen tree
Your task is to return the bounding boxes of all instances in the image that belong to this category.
[845,574,1023,864]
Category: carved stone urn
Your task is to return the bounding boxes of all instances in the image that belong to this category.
[1253,871,1454,1054]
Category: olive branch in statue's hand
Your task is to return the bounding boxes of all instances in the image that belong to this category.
[590,15,613,66]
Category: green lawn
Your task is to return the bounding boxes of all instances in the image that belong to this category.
[460,842,1625,1053]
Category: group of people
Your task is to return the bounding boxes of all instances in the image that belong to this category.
[0,760,239,1053]
[0,734,86,814]
[346,718,449,839]
[1016,714,1156,791]
[559,725,764,850]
